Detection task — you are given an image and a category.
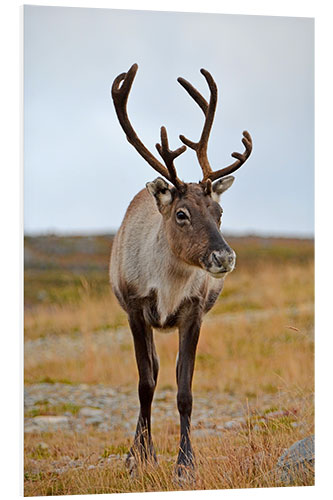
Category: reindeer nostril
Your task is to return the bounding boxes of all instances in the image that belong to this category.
[211,250,235,271]
[212,252,221,267]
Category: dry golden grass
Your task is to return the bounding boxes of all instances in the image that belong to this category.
[24,236,314,494]
[24,395,314,496]
[24,285,127,342]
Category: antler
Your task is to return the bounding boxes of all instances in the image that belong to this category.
[208,130,252,182]
[155,127,186,190]
[111,63,186,189]
[178,69,217,180]
[178,69,252,182]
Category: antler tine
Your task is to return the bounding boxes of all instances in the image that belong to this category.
[177,77,208,115]
[156,127,187,190]
[208,131,253,182]
[178,68,218,180]
[111,63,184,188]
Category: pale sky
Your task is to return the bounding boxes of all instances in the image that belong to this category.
[24,6,314,236]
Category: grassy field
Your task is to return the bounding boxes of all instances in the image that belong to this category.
[24,234,314,495]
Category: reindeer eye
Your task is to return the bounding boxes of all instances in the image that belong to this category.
[176,210,188,221]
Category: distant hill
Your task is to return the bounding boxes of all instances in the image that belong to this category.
[24,234,314,273]
[24,234,114,271]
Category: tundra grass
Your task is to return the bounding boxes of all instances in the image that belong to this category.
[24,235,314,494]
[24,393,314,495]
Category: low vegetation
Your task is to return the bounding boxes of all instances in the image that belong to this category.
[24,234,314,495]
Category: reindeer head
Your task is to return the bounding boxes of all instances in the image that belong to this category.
[111,64,252,277]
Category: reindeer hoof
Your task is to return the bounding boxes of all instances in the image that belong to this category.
[125,448,158,478]
[174,464,196,488]
[125,454,139,478]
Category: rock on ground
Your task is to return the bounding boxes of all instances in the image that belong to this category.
[276,435,314,485]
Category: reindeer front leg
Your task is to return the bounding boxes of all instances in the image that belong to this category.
[175,304,202,480]
[127,311,159,472]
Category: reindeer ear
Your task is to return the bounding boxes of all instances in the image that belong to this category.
[211,176,235,202]
[146,177,174,212]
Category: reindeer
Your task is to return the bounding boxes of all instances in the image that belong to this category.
[110,63,252,479]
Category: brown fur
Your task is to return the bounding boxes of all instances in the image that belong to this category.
[109,179,237,477]
[110,183,232,328]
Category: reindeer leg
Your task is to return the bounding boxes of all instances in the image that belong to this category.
[126,311,159,472]
[175,303,202,481]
